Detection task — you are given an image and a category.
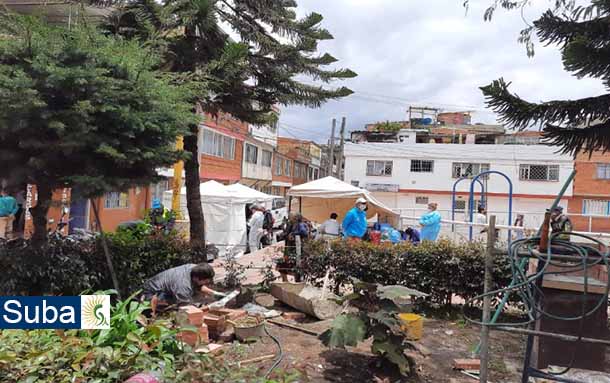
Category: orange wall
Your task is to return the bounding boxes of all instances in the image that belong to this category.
[568,196,610,233]
[200,140,244,182]
[572,151,610,197]
[89,187,150,232]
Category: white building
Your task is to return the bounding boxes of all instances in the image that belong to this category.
[241,123,278,194]
[344,143,574,232]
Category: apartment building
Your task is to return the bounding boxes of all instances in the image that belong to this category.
[344,143,574,229]
[569,151,610,232]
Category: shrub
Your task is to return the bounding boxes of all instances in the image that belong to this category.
[301,239,514,306]
[0,231,206,297]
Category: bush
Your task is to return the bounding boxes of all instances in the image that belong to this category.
[301,239,514,306]
[0,230,206,297]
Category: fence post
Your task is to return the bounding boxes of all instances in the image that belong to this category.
[295,235,302,282]
[479,215,496,383]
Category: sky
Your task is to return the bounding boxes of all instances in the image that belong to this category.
[278,0,607,143]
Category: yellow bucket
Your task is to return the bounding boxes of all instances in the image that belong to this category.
[398,313,423,340]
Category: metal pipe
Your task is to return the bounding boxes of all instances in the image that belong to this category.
[494,326,610,346]
[479,215,496,381]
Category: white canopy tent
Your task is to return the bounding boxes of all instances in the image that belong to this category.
[287,176,399,226]
[163,181,274,257]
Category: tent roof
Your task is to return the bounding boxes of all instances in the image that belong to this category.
[166,181,273,204]
[225,183,274,202]
[288,176,365,198]
[287,177,399,224]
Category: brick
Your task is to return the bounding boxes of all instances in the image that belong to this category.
[282,312,307,321]
[452,358,480,371]
[198,324,209,343]
[178,305,205,326]
[203,314,226,335]
[177,330,198,347]
[210,308,247,321]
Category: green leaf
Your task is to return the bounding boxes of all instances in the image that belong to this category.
[377,285,428,306]
[371,336,411,376]
[319,314,367,349]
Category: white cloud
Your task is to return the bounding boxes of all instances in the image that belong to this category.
[278,0,607,142]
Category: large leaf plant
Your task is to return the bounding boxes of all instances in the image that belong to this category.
[319,279,428,377]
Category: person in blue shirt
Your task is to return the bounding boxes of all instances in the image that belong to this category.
[419,202,442,241]
[342,197,368,240]
[0,189,19,240]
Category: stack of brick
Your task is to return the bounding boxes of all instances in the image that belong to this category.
[203,313,227,338]
[176,305,209,347]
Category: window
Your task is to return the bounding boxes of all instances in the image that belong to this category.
[583,199,610,216]
[261,150,272,167]
[284,159,292,177]
[105,192,129,209]
[452,162,490,179]
[519,164,559,181]
[415,196,429,205]
[275,157,282,176]
[597,164,610,179]
[366,160,393,176]
[351,180,360,187]
[453,199,481,212]
[411,160,434,173]
[201,129,235,160]
[245,143,258,164]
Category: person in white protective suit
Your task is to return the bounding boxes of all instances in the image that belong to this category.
[248,204,265,253]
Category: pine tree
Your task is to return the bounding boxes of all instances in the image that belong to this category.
[105,0,356,246]
[0,15,196,244]
[480,0,610,155]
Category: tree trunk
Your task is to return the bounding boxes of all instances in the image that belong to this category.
[31,183,53,247]
[184,125,206,248]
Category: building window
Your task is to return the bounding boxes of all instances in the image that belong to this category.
[453,199,480,212]
[410,160,434,173]
[275,157,282,176]
[583,199,610,216]
[597,164,610,179]
[202,129,235,160]
[105,192,129,209]
[284,159,292,177]
[245,143,258,164]
[519,164,559,181]
[351,180,360,187]
[415,196,429,205]
[366,160,393,176]
[261,150,272,167]
[452,162,490,179]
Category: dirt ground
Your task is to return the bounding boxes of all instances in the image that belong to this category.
[215,294,527,383]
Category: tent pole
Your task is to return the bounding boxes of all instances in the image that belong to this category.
[288,196,292,217]
[299,197,302,214]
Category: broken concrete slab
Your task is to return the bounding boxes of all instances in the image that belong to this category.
[270,282,341,320]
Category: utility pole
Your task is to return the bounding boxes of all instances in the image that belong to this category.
[327,118,336,177]
[336,117,346,180]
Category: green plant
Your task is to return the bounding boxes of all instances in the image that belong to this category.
[320,279,427,376]
[301,239,514,307]
[221,251,249,289]
[0,292,182,382]
[0,231,206,297]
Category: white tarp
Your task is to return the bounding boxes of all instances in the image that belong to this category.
[287,176,399,226]
[163,181,274,257]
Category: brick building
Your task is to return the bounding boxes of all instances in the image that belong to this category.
[568,151,610,232]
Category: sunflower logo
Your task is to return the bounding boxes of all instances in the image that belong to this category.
[81,295,110,329]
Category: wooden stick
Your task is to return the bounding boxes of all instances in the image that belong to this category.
[479,215,495,383]
[267,319,320,336]
[238,354,276,365]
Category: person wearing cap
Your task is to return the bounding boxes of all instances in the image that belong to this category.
[419,202,442,241]
[550,206,572,242]
[149,198,175,233]
[342,197,368,240]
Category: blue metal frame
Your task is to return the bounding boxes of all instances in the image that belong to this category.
[468,170,513,242]
[451,177,485,233]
